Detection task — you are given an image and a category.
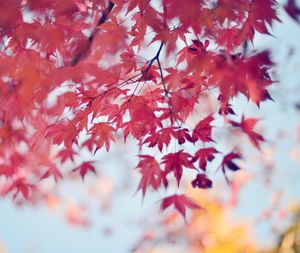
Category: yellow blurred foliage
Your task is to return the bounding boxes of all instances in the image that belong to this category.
[136,189,258,253]
[265,207,300,253]
[137,187,300,253]
[185,190,257,253]
[0,242,6,253]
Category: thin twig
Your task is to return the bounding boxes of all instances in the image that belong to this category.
[70,1,115,66]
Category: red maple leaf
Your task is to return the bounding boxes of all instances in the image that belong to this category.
[160,194,200,219]
[40,164,63,182]
[221,152,242,183]
[72,161,96,180]
[56,148,77,163]
[162,150,195,187]
[143,128,172,152]
[230,116,265,149]
[5,178,35,200]
[89,123,116,152]
[192,147,219,171]
[136,155,164,197]
[284,0,300,23]
[191,173,213,189]
[192,115,214,142]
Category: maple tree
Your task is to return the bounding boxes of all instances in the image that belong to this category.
[0,0,297,218]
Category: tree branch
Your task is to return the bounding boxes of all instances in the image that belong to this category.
[70,1,115,66]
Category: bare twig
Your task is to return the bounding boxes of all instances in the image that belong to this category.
[70,1,115,66]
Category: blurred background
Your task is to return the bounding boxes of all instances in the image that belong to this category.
[1,1,300,253]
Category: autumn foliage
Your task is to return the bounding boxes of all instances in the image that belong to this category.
[0,0,290,217]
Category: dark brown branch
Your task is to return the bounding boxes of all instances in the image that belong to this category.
[70,1,115,66]
[154,45,175,124]
[156,57,169,97]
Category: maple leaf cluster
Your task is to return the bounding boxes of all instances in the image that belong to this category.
[0,0,280,217]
